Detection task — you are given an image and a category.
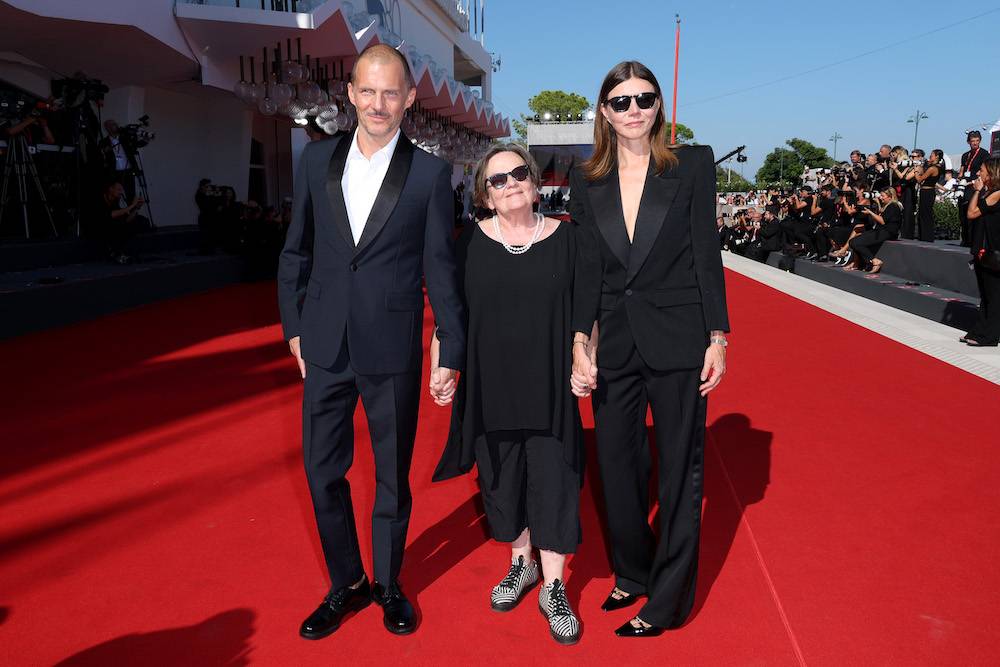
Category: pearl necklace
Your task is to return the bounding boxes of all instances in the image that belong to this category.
[492,213,545,255]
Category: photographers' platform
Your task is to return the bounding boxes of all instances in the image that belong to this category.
[0,227,251,339]
[764,239,980,333]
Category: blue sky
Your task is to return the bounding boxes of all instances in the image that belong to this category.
[486,1,1000,178]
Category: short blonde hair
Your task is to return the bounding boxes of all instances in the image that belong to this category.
[472,143,541,209]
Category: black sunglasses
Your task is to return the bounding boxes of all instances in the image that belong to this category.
[486,164,531,190]
[604,92,659,113]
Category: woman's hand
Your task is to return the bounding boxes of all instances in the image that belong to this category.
[570,322,599,398]
[699,338,726,397]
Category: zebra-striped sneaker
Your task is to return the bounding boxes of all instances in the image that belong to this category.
[538,579,581,645]
[490,555,539,611]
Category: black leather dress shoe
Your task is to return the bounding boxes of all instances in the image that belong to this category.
[614,617,666,637]
[600,587,642,612]
[371,580,416,635]
[300,578,372,640]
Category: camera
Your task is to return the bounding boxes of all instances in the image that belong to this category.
[52,76,109,107]
[121,115,156,151]
[953,179,970,198]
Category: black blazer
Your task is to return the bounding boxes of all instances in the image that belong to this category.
[277,132,466,375]
[568,144,729,371]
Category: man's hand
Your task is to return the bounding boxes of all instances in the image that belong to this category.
[288,336,305,379]
[429,367,457,406]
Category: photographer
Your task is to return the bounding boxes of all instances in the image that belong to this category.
[898,149,925,239]
[0,111,56,145]
[93,180,146,263]
[848,187,903,273]
[959,131,991,247]
[782,186,822,258]
[809,184,838,261]
[913,149,943,242]
[98,120,136,201]
[195,178,222,254]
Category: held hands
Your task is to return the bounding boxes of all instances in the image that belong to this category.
[429,367,457,406]
[288,336,305,379]
[428,329,457,405]
[570,342,598,398]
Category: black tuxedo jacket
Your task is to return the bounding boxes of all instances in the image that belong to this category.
[277,132,466,375]
[568,145,729,371]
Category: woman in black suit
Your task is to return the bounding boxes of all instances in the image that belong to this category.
[568,61,729,637]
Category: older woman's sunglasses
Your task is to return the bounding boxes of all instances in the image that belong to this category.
[486,164,531,189]
[604,92,659,113]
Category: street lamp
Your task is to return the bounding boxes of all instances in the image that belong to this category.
[829,132,843,161]
[907,110,928,151]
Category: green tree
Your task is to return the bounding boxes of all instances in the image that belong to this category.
[528,90,591,118]
[670,122,695,144]
[755,138,834,187]
[716,166,753,193]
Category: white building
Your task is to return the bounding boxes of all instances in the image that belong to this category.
[0,0,509,229]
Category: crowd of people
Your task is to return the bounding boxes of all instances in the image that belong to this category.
[717,132,994,274]
[716,131,1000,346]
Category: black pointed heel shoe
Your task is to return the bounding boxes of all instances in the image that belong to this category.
[600,587,642,612]
[614,617,666,637]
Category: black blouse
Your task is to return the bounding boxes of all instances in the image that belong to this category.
[433,221,594,481]
[972,188,1000,255]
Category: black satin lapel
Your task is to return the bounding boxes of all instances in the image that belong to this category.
[587,172,630,270]
[627,174,680,285]
[354,134,415,255]
[325,134,355,248]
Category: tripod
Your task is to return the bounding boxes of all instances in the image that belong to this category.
[0,133,58,238]
[131,149,155,230]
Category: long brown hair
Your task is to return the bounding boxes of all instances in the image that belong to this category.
[581,60,678,181]
[983,157,1000,192]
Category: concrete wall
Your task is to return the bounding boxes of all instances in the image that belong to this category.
[116,85,253,227]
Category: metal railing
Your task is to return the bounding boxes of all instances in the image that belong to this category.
[181,0,328,10]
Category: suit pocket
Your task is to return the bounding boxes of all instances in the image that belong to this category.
[306,279,322,299]
[385,291,424,311]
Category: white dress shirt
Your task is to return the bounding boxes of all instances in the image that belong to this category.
[341,129,401,244]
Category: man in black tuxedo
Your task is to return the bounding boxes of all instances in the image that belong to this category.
[277,44,465,639]
[959,131,990,247]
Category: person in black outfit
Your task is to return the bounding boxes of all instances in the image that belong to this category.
[959,131,991,247]
[810,184,838,260]
[964,158,1000,346]
[914,149,943,242]
[898,149,925,239]
[782,186,818,256]
[568,61,729,637]
[92,180,146,263]
[277,45,465,640]
[433,144,588,645]
[848,187,903,273]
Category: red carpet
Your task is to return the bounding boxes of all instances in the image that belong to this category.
[1,271,998,665]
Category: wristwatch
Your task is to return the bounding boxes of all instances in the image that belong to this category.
[710,336,728,347]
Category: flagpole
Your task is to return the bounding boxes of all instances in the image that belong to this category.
[671,14,680,144]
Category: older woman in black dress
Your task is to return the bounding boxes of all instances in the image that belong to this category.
[431,144,596,645]
[568,61,729,637]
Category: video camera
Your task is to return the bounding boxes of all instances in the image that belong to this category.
[121,115,156,152]
[52,76,109,108]
[0,90,60,121]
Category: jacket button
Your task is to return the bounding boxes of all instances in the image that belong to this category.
[350,263,358,272]
[625,288,633,296]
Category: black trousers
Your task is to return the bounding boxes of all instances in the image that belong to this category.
[302,340,421,590]
[474,430,581,554]
[592,348,706,629]
[972,263,1000,343]
[917,188,937,242]
[901,188,916,239]
[780,219,817,253]
[959,200,971,247]
[849,226,895,265]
